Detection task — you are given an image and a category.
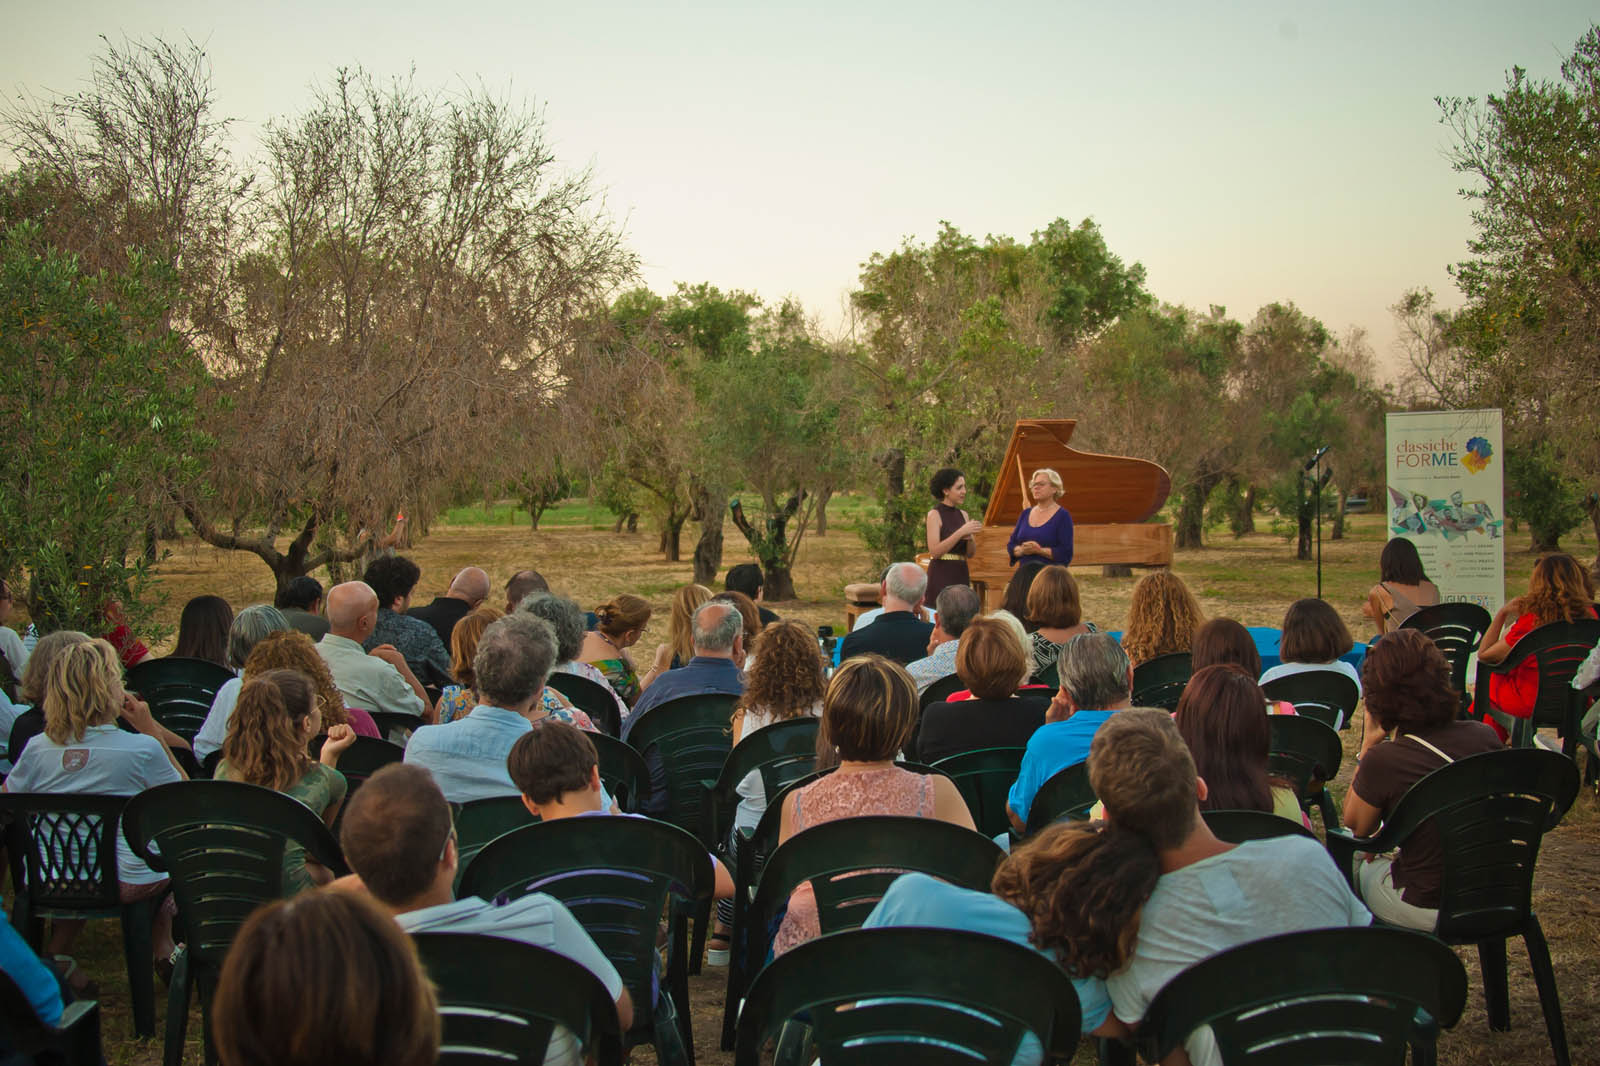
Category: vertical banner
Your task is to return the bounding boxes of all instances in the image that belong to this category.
[1384,409,1505,611]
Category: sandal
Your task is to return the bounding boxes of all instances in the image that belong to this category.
[706,930,733,967]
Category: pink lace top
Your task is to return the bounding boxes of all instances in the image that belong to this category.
[771,766,936,956]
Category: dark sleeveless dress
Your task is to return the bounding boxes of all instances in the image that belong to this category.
[925,503,974,603]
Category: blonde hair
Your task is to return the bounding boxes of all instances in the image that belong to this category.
[243,631,350,729]
[20,630,91,705]
[449,606,504,691]
[1032,468,1063,497]
[668,585,712,665]
[1123,571,1205,666]
[989,609,1034,683]
[595,594,651,639]
[42,639,123,745]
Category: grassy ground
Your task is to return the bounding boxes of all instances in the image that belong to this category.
[49,505,1600,1065]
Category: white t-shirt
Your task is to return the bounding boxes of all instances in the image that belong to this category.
[733,703,821,833]
[1106,837,1371,1066]
[0,627,27,678]
[397,893,624,1066]
[192,676,242,762]
[1258,659,1362,695]
[5,723,184,884]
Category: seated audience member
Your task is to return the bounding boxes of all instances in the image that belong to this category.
[1345,629,1502,928]
[0,577,27,679]
[1121,570,1205,667]
[1094,710,1370,1063]
[5,630,91,767]
[663,584,713,670]
[1259,598,1363,723]
[711,590,763,650]
[1471,552,1597,738]
[1577,642,1600,756]
[519,593,623,724]
[1000,564,1043,632]
[987,610,1054,695]
[625,600,746,725]
[915,616,1048,764]
[194,605,295,761]
[169,594,233,666]
[212,890,440,1066]
[435,606,504,724]
[836,563,935,666]
[100,599,152,669]
[3,639,185,983]
[240,630,379,741]
[404,614,580,802]
[1361,537,1440,635]
[1006,634,1132,833]
[866,818,1157,1047]
[332,764,632,1061]
[579,595,655,706]
[1025,565,1096,678]
[275,575,330,639]
[504,569,551,614]
[1173,665,1304,824]
[361,555,453,690]
[1191,617,1294,715]
[317,581,429,720]
[904,585,982,694]
[0,902,63,1029]
[216,669,355,890]
[407,566,490,650]
[772,656,975,956]
[724,563,780,626]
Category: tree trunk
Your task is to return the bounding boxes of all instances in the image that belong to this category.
[881,449,906,499]
[1176,472,1221,550]
[1233,484,1256,536]
[764,564,798,602]
[663,515,686,561]
[626,512,638,533]
[1296,512,1313,561]
[691,485,728,585]
[814,487,833,537]
[1331,490,1347,540]
[1101,565,1133,578]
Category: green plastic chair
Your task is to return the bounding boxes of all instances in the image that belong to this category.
[1023,761,1097,836]
[0,794,160,1037]
[0,968,102,1066]
[590,732,652,812]
[364,709,423,744]
[457,815,714,1066]
[1325,748,1580,1066]
[1130,651,1192,710]
[1201,808,1317,844]
[1473,619,1600,755]
[1135,927,1467,1066]
[1267,713,1344,829]
[701,717,820,854]
[733,927,1083,1066]
[1261,670,1361,730]
[413,931,623,1066]
[918,673,964,712]
[1400,602,1492,713]
[931,747,1027,840]
[124,657,234,742]
[451,796,539,894]
[548,672,622,736]
[122,780,349,1066]
[1034,659,1061,690]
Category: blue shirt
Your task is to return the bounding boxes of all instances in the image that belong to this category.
[1006,506,1074,568]
[1007,711,1118,823]
[865,873,1110,1063]
[623,656,743,732]
[0,906,61,1026]
[403,705,537,804]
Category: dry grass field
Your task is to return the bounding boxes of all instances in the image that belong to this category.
[43,505,1600,1066]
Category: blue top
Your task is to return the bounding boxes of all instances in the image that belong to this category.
[0,907,62,1026]
[1006,506,1075,568]
[623,656,744,731]
[1007,711,1118,822]
[865,873,1110,1062]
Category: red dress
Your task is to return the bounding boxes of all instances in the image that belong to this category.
[1484,606,1599,722]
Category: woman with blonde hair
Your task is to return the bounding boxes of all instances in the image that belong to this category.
[243,630,379,739]
[1121,570,1205,666]
[663,584,712,670]
[5,630,92,767]
[3,638,187,976]
[1006,467,1075,577]
[436,606,504,723]
[580,594,655,705]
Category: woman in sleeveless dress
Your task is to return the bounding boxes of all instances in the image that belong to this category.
[771,655,975,956]
[924,468,983,604]
[1361,538,1439,635]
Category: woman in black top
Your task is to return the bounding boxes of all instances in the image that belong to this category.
[924,468,983,605]
[914,616,1047,763]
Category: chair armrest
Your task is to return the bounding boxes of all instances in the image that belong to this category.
[61,996,102,1065]
[1323,827,1381,889]
[698,778,722,852]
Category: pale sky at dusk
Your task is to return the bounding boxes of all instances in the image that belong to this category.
[5,1,1596,376]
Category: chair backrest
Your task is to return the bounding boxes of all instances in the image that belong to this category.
[121,781,348,979]
[452,796,539,889]
[124,657,235,742]
[457,815,713,1014]
[622,692,737,832]
[590,733,651,812]
[0,967,100,1066]
[1201,808,1317,844]
[413,932,622,1066]
[1024,761,1097,835]
[365,709,422,744]
[313,735,404,785]
[1136,927,1466,1066]
[1260,671,1361,730]
[547,672,622,737]
[0,794,126,912]
[1366,748,1579,942]
[930,747,1027,840]
[1401,602,1492,695]
[918,673,964,711]
[734,927,1082,1066]
[1131,652,1192,711]
[1266,714,1344,802]
[705,718,820,848]
[1488,619,1600,731]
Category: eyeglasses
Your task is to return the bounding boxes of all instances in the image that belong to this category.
[438,826,457,864]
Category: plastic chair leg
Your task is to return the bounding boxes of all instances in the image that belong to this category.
[1097,1036,1136,1065]
[120,897,159,1037]
[1314,787,1340,831]
[1477,937,1510,1031]
[1523,916,1571,1066]
[651,990,693,1066]
[687,897,711,976]
[163,947,190,1066]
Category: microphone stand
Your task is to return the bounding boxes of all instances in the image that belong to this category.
[1303,446,1331,599]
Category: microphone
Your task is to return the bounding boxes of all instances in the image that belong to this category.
[1303,445,1330,471]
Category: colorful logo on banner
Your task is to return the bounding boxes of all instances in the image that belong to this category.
[1462,436,1493,473]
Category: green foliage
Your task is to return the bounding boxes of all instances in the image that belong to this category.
[1504,441,1586,551]
[0,221,202,632]
[860,492,924,573]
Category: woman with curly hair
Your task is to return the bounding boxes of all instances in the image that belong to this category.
[1345,629,1501,928]
[1471,552,1597,738]
[436,606,504,724]
[242,630,379,740]
[1121,571,1204,666]
[216,669,356,891]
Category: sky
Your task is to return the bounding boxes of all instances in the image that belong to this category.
[4,1,1596,377]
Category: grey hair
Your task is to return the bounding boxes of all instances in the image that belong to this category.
[228,605,290,670]
[18,630,91,704]
[474,614,557,707]
[989,609,1034,683]
[516,593,585,665]
[1059,633,1131,709]
[885,562,928,605]
[692,601,742,653]
[934,585,981,638]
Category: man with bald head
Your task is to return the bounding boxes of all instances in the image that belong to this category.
[317,581,431,720]
[408,566,490,649]
[837,562,935,666]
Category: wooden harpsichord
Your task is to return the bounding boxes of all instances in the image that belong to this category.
[970,419,1173,603]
